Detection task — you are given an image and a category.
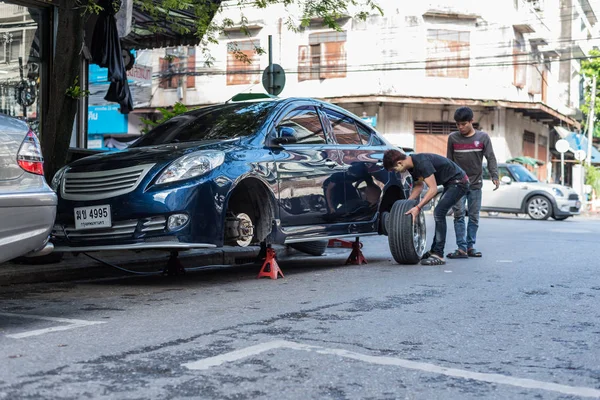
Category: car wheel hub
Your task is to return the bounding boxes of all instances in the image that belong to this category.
[233,213,254,247]
[528,198,549,218]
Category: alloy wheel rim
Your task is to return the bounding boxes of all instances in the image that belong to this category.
[413,211,426,257]
[528,198,549,218]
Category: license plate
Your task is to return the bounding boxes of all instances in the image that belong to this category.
[74,205,112,230]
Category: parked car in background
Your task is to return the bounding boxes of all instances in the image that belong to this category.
[51,96,424,264]
[0,115,56,264]
[481,162,581,220]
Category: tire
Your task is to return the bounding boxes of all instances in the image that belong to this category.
[552,215,569,221]
[387,199,426,264]
[526,196,551,220]
[289,240,328,256]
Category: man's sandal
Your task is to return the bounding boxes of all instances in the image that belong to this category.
[467,249,482,257]
[421,256,446,266]
[421,251,431,260]
[447,249,468,259]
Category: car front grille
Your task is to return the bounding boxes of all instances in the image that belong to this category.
[61,164,155,201]
[53,216,167,242]
[568,193,579,200]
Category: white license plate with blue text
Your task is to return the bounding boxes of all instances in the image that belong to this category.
[74,205,112,230]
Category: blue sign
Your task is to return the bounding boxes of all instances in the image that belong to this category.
[361,115,377,127]
[88,105,128,135]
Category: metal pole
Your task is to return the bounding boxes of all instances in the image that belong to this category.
[587,75,596,167]
[561,152,565,185]
[268,35,273,95]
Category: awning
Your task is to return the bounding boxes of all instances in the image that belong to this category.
[324,95,581,129]
[506,156,545,167]
[121,0,223,50]
[563,132,600,164]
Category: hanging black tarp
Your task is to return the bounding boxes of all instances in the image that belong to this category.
[91,0,133,114]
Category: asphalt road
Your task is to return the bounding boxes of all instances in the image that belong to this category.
[0,215,599,399]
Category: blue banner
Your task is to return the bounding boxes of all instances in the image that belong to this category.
[88,105,128,135]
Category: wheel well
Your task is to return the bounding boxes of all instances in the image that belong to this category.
[379,185,406,213]
[226,178,276,243]
[521,193,554,213]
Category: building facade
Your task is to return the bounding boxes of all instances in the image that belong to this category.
[100,0,599,183]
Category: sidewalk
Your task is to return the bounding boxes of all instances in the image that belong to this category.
[0,244,300,286]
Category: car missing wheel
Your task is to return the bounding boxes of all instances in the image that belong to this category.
[51,96,425,264]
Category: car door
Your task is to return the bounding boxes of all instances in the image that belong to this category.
[270,104,345,227]
[321,108,386,222]
[482,166,524,210]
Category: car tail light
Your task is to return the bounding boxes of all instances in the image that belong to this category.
[17,130,44,176]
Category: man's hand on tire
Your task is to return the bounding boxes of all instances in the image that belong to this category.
[405,206,420,223]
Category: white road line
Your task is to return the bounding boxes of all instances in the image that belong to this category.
[184,340,600,398]
[496,260,513,263]
[0,312,106,339]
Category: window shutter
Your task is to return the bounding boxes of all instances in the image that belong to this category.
[298,45,310,82]
[320,41,346,79]
[159,58,169,89]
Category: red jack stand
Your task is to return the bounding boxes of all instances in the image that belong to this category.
[328,238,355,248]
[345,237,367,265]
[257,245,284,280]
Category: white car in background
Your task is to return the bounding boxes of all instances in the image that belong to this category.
[482,163,581,220]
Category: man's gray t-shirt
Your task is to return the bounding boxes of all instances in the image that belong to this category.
[447,130,498,190]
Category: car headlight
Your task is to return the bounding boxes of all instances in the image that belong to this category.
[552,188,564,197]
[50,166,68,192]
[156,151,225,185]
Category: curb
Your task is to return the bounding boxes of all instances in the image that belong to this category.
[0,245,296,286]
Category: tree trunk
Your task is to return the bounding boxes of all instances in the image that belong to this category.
[42,1,84,181]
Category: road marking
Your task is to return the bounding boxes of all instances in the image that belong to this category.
[184,340,600,398]
[496,260,513,263]
[0,312,106,339]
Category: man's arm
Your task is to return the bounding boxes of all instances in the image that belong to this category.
[483,134,499,181]
[408,181,424,201]
[405,175,438,222]
[446,134,455,160]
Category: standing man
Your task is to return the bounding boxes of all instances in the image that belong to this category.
[383,149,469,266]
[446,107,499,259]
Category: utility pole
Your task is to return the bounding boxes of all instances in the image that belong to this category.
[587,75,596,166]
[268,35,274,95]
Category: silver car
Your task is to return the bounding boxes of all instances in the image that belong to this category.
[482,163,581,220]
[0,115,56,264]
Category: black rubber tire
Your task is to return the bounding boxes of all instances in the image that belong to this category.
[289,240,328,256]
[387,199,426,264]
[526,195,551,220]
[552,215,569,221]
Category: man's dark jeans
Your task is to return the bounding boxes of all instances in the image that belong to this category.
[430,183,469,258]
[452,188,483,252]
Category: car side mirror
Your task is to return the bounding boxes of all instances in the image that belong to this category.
[501,176,512,184]
[272,126,298,145]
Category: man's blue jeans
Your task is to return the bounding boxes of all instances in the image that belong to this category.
[431,183,469,258]
[452,188,483,252]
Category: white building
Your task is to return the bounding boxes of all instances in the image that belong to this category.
[141,0,599,183]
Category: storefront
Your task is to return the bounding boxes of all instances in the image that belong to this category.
[0,0,52,135]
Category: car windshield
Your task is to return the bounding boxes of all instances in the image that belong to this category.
[130,101,277,147]
[508,164,539,182]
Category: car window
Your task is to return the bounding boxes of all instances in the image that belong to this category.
[324,109,362,145]
[131,102,277,147]
[278,106,327,144]
[498,166,512,180]
[508,164,539,182]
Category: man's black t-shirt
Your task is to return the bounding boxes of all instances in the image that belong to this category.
[409,153,467,187]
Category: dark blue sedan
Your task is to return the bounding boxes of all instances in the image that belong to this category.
[51,97,425,264]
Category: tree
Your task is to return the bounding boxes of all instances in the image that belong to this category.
[580,48,600,137]
[41,0,382,180]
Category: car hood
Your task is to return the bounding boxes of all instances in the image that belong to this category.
[522,181,576,196]
[66,139,241,172]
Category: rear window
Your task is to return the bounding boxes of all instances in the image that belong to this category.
[131,102,277,147]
